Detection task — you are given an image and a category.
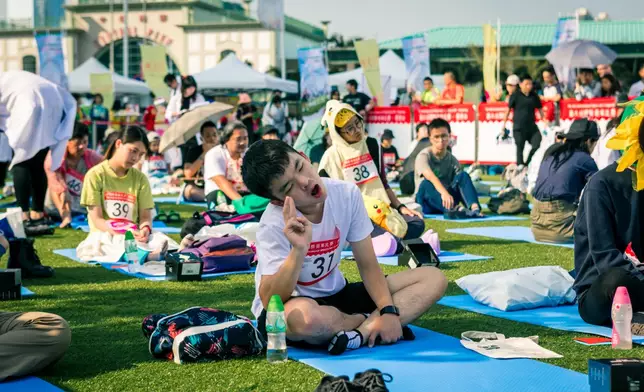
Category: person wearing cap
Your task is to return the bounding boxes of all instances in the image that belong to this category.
[573,97,644,332]
[319,100,425,248]
[140,131,170,178]
[380,130,400,172]
[497,74,519,103]
[530,118,599,243]
[44,122,103,228]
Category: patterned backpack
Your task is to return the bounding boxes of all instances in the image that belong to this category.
[142,307,265,364]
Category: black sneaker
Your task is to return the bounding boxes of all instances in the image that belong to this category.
[352,369,392,392]
[8,238,54,278]
[24,219,55,236]
[314,375,365,392]
[633,312,644,336]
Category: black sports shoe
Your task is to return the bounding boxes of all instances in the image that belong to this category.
[24,219,55,236]
[633,312,644,336]
[328,329,363,356]
[353,369,392,392]
[314,375,365,392]
[8,238,54,278]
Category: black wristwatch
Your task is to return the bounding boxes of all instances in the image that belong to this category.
[380,305,400,317]
[396,204,407,213]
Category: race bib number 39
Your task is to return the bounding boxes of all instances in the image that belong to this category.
[297,228,341,286]
[343,154,378,185]
[104,191,136,222]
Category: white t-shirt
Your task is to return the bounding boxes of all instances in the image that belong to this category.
[203,145,245,196]
[591,128,620,171]
[251,178,373,318]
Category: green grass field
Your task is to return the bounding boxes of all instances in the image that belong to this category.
[3,192,643,391]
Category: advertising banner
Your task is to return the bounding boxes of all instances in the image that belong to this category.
[355,39,384,105]
[402,34,430,94]
[366,107,412,157]
[298,47,330,116]
[36,33,68,89]
[415,104,477,163]
[140,45,169,101]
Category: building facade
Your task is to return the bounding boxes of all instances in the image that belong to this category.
[0,0,324,79]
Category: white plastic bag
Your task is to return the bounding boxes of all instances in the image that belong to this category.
[460,331,562,359]
[456,266,576,311]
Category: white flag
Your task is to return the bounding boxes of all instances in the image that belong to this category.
[258,0,284,30]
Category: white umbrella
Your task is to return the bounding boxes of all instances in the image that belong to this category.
[546,40,617,68]
[159,102,233,153]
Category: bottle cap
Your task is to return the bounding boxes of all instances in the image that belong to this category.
[267,294,284,312]
[125,230,134,241]
[614,286,631,305]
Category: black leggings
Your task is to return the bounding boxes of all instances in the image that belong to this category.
[0,161,9,188]
[514,126,542,166]
[578,268,644,326]
[12,148,49,213]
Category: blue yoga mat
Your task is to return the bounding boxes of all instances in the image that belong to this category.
[340,250,490,265]
[155,195,208,208]
[53,248,255,281]
[21,286,35,297]
[0,376,63,391]
[0,200,17,209]
[438,295,644,344]
[424,214,527,223]
[446,226,575,249]
[71,220,181,234]
[388,181,400,188]
[289,326,585,392]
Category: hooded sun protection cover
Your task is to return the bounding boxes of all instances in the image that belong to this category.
[319,100,408,238]
[565,118,599,141]
[607,96,644,191]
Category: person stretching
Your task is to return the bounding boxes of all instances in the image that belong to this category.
[242,139,447,355]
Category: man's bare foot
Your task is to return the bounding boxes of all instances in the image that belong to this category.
[59,216,72,229]
[147,240,169,261]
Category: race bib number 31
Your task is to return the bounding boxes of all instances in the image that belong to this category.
[297,227,341,286]
[342,154,378,185]
[104,191,137,222]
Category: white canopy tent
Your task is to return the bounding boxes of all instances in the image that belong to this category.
[193,54,298,93]
[68,57,151,95]
[329,50,408,96]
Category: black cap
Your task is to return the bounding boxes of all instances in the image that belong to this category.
[565,119,599,140]
[381,129,395,140]
[259,125,279,137]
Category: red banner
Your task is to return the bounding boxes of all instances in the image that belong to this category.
[366,106,410,124]
[478,101,554,122]
[560,98,618,120]
[414,104,476,123]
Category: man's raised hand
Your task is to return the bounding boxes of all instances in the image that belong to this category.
[282,196,312,251]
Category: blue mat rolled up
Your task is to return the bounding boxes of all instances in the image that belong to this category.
[446,226,574,248]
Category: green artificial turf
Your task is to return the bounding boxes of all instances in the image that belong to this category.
[2,195,643,391]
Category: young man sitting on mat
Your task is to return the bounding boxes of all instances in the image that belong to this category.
[414,118,484,218]
[242,138,447,355]
[573,97,644,333]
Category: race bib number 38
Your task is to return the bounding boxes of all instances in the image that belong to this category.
[297,227,341,286]
[104,191,137,222]
[343,154,378,185]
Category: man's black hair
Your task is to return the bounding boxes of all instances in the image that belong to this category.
[638,63,644,72]
[71,122,90,140]
[424,77,433,83]
[200,121,217,134]
[579,68,594,75]
[520,74,533,82]
[346,79,358,89]
[242,140,299,200]
[428,118,451,134]
[163,74,176,84]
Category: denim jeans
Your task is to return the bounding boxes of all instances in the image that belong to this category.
[415,172,480,214]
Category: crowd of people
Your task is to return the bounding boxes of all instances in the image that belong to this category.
[0,61,643,383]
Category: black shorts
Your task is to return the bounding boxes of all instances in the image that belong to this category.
[256,281,376,343]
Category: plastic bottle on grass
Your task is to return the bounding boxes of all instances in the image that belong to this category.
[612,286,632,350]
[266,294,287,363]
[124,231,139,274]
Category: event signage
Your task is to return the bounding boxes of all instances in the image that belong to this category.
[298,47,330,116]
[97,27,174,47]
[355,39,384,105]
[402,34,430,94]
[482,24,497,96]
[258,0,284,30]
[140,45,169,101]
[36,33,68,90]
[90,73,115,111]
[366,107,412,157]
[415,105,477,163]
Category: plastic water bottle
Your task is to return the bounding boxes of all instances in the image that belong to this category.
[124,231,139,273]
[266,294,287,363]
[612,286,633,350]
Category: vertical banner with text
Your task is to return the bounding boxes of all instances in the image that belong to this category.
[298,47,330,116]
[552,17,578,91]
[140,45,169,101]
[36,33,68,89]
[90,73,115,112]
[402,34,430,94]
[482,24,497,97]
[355,39,384,105]
[34,0,65,28]
[258,0,284,30]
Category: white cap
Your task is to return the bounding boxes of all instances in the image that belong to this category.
[147,131,161,142]
[506,74,520,86]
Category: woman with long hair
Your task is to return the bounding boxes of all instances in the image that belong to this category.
[166,75,206,124]
[600,74,621,99]
[530,118,599,243]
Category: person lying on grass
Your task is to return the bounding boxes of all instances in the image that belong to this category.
[79,126,172,261]
[414,118,484,218]
[242,139,447,355]
[573,97,644,334]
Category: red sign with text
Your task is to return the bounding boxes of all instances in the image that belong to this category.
[414,104,476,123]
[478,101,554,122]
[560,98,617,120]
[366,106,411,124]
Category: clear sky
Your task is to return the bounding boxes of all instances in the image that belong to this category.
[284,0,643,41]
